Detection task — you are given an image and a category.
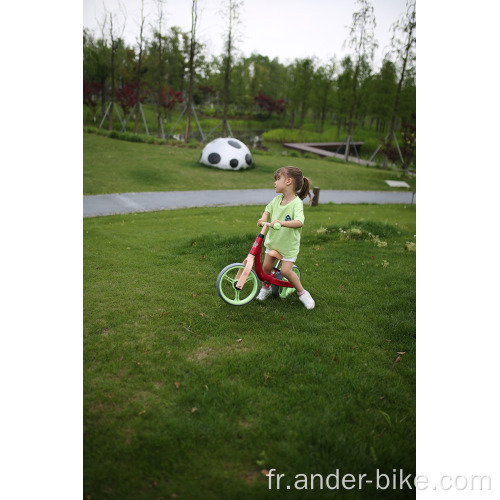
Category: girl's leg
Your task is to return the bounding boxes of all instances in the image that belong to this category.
[281,261,315,309]
[280,261,304,293]
[262,254,276,276]
[257,254,276,301]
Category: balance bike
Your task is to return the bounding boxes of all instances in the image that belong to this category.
[216,222,301,306]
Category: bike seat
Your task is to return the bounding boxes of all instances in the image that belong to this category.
[268,249,283,260]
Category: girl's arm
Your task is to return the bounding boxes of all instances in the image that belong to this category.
[257,211,270,227]
[270,219,303,228]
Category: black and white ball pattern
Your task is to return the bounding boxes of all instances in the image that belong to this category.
[199,138,253,170]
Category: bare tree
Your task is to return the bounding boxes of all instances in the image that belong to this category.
[98,3,126,130]
[95,16,109,118]
[343,0,377,161]
[383,0,416,170]
[221,0,243,137]
[134,0,147,134]
[184,0,200,143]
[151,0,167,137]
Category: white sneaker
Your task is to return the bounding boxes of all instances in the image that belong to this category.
[299,291,315,309]
[256,286,272,301]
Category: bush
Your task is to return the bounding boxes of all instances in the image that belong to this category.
[302,152,318,160]
[84,126,172,146]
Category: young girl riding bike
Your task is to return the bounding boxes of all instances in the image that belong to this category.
[256,166,315,310]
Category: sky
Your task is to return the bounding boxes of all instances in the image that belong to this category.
[83,0,408,69]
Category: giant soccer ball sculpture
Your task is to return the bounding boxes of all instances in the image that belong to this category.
[199,137,253,170]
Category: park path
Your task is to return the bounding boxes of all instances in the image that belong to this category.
[83,189,415,218]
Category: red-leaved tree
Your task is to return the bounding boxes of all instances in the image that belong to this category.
[83,80,103,120]
[115,81,140,116]
[254,92,287,116]
[158,87,184,112]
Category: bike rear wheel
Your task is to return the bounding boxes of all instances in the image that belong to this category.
[216,263,259,306]
[272,265,301,298]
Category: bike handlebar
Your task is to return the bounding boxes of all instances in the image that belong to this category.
[259,222,281,231]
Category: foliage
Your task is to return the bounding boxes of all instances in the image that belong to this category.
[254,92,287,116]
[83,3,416,144]
[400,113,416,169]
[83,80,103,117]
[158,87,184,111]
[115,81,140,115]
[343,0,378,160]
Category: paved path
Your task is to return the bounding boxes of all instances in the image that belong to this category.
[83,189,416,218]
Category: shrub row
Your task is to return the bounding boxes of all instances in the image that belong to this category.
[83,126,201,148]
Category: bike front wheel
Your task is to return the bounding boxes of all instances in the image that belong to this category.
[216,263,259,306]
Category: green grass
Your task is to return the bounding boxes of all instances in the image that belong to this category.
[84,203,416,499]
[83,132,416,195]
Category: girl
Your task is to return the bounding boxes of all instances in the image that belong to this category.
[256,166,315,309]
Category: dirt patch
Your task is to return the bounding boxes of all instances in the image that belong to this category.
[240,470,261,484]
[239,418,253,429]
[188,345,251,364]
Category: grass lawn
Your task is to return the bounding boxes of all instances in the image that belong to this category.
[84,203,416,499]
[83,132,416,195]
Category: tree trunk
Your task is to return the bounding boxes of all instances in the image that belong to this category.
[222,51,231,137]
[100,78,106,118]
[383,10,414,169]
[345,135,351,161]
[184,42,195,143]
[185,0,198,143]
[109,45,115,130]
[157,114,163,138]
[320,85,328,133]
[345,61,359,162]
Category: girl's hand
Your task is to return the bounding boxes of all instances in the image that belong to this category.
[271,219,282,228]
[257,218,266,227]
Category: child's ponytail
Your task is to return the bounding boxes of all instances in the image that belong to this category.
[298,176,312,206]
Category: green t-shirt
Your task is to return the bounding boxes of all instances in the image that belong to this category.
[264,195,305,258]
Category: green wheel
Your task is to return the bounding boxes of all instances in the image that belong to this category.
[272,265,301,298]
[216,263,259,306]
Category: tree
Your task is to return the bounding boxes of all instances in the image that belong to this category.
[148,1,168,136]
[221,0,243,136]
[83,79,103,121]
[310,58,336,133]
[133,0,147,134]
[184,0,199,143]
[343,0,377,161]
[287,58,315,133]
[97,5,126,130]
[115,81,139,116]
[400,112,416,169]
[254,92,286,116]
[83,29,110,118]
[334,56,354,138]
[367,57,397,132]
[383,0,416,170]
[167,27,189,92]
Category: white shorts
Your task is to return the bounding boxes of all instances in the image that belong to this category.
[265,248,297,263]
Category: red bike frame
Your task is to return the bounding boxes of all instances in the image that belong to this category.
[235,223,293,290]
